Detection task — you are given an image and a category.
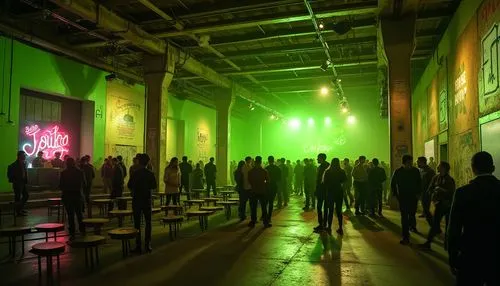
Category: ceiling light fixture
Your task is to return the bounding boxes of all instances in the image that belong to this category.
[320,86,329,96]
[320,60,331,72]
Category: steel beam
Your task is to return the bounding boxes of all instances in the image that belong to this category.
[137,0,184,30]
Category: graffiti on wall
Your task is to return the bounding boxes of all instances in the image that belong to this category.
[197,128,209,162]
[479,21,500,116]
[451,131,475,186]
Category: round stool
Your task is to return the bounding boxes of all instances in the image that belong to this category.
[108,228,138,257]
[68,235,106,269]
[183,199,205,210]
[82,218,110,234]
[0,226,32,256]
[161,216,184,240]
[185,211,214,231]
[200,206,224,212]
[203,197,220,206]
[152,208,162,215]
[217,201,239,220]
[109,210,133,227]
[30,242,65,285]
[161,205,184,216]
[92,199,112,216]
[35,223,65,242]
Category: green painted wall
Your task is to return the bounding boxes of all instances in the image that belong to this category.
[0,37,106,192]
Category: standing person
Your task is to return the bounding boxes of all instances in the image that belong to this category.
[179,156,193,200]
[191,163,204,190]
[129,156,141,177]
[51,152,64,168]
[391,155,422,245]
[128,154,157,253]
[368,158,387,217]
[294,160,304,196]
[59,157,86,240]
[234,161,245,195]
[278,158,289,207]
[230,160,237,185]
[240,157,253,221]
[447,152,500,285]
[110,158,125,211]
[428,157,437,172]
[101,158,113,194]
[164,157,181,206]
[265,156,281,226]
[419,161,455,250]
[381,161,391,203]
[342,158,354,211]
[32,151,46,168]
[204,157,217,197]
[303,158,317,211]
[247,156,270,228]
[314,153,330,232]
[80,155,95,215]
[117,155,127,179]
[322,158,347,235]
[352,156,369,215]
[286,160,293,195]
[7,151,29,216]
[417,157,436,223]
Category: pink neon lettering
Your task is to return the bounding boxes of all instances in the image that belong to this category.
[22,124,70,159]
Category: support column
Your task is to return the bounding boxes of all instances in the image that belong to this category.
[214,88,235,187]
[381,15,416,173]
[143,47,176,186]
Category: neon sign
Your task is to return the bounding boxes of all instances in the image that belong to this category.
[22,124,70,159]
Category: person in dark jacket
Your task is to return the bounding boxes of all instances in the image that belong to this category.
[417,156,436,223]
[391,154,422,245]
[322,158,347,235]
[60,157,86,239]
[277,158,289,207]
[179,156,193,199]
[31,151,46,168]
[51,152,64,168]
[192,163,205,190]
[204,157,217,197]
[419,161,455,250]
[368,158,387,216]
[117,155,127,179]
[110,158,125,211]
[129,156,141,178]
[303,158,317,211]
[234,161,245,194]
[128,153,157,253]
[265,156,281,226]
[314,153,330,232]
[248,156,269,228]
[80,155,95,214]
[447,152,500,285]
[7,151,29,216]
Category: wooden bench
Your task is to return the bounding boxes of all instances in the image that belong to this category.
[185,210,214,231]
[30,242,65,285]
[82,218,109,235]
[68,235,106,269]
[0,226,32,257]
[109,210,133,227]
[161,205,184,216]
[35,223,65,242]
[108,228,138,257]
[162,216,184,240]
[216,201,239,220]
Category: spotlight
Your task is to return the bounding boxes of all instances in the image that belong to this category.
[270,114,277,120]
[288,118,301,129]
[105,73,117,81]
[320,87,329,96]
[342,107,349,113]
[347,115,356,124]
[324,117,332,126]
[249,103,255,111]
[308,118,314,126]
[320,60,331,72]
[319,22,324,29]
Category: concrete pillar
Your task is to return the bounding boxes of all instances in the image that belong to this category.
[143,48,175,186]
[214,88,235,187]
[381,15,416,173]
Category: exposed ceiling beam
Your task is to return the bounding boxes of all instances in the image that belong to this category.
[137,0,184,30]
[154,1,379,38]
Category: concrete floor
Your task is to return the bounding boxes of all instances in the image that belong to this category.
[0,197,454,286]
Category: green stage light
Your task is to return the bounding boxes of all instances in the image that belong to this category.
[324,117,332,126]
[347,115,356,124]
[307,118,314,126]
[320,87,329,96]
[288,118,301,129]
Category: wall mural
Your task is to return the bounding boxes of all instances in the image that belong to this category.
[428,78,439,137]
[197,128,209,162]
[438,62,449,132]
[450,131,476,186]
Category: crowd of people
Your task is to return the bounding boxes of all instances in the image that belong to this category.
[6,149,500,284]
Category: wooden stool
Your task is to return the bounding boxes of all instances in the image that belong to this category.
[191,189,205,199]
[216,186,225,195]
[109,210,133,227]
[115,197,133,210]
[82,218,109,234]
[183,199,204,211]
[92,199,112,216]
[157,193,167,206]
[227,198,239,202]
[200,206,224,212]
[203,197,219,206]
[185,211,214,231]
[161,205,184,216]
[108,228,138,257]
[162,216,184,240]
[68,235,106,269]
[217,201,239,220]
[35,223,65,242]
[0,226,32,257]
[30,242,65,285]
[152,208,162,215]
[47,198,65,223]
[220,191,235,201]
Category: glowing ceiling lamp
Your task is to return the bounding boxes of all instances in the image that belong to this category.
[324,117,332,126]
[320,86,329,96]
[347,115,356,124]
[307,118,315,126]
[288,118,301,129]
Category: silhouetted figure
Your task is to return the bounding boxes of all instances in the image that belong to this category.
[128,154,157,253]
[80,155,95,214]
[278,158,289,207]
[117,155,127,179]
[419,161,455,250]
[391,155,422,245]
[303,158,317,211]
[428,157,437,172]
[110,158,125,211]
[192,163,204,190]
[7,151,29,216]
[204,157,217,197]
[240,157,253,221]
[230,160,237,185]
[353,156,369,215]
[179,156,193,200]
[248,156,269,228]
[368,158,387,216]
[32,151,46,168]
[101,158,113,194]
[51,152,64,168]
[342,158,354,210]
[314,153,330,233]
[286,160,293,196]
[129,156,141,177]
[417,156,436,223]
[265,156,282,226]
[163,157,181,206]
[448,152,500,285]
[294,160,304,196]
[234,161,245,195]
[59,157,86,239]
[322,158,346,235]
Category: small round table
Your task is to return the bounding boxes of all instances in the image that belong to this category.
[115,197,133,210]
[161,205,184,216]
[200,206,224,212]
[0,226,32,256]
[220,191,235,201]
[30,242,65,285]
[68,235,106,269]
[161,216,184,240]
[82,218,110,234]
[185,211,214,231]
[217,201,239,220]
[184,199,205,210]
[109,210,133,227]
[35,223,65,242]
[92,199,112,216]
[108,228,138,257]
[203,197,219,206]
[191,189,205,199]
